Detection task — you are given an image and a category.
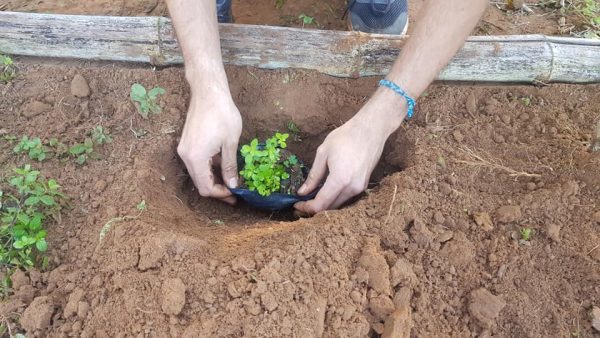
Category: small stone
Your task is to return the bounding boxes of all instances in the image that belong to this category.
[390,258,417,288]
[592,306,600,332]
[260,292,278,312]
[161,278,186,316]
[473,212,494,232]
[495,205,522,223]
[433,211,445,224]
[546,224,561,242]
[466,92,478,115]
[369,295,395,321]
[94,180,108,193]
[592,211,600,223]
[21,296,54,332]
[382,305,412,338]
[468,288,506,328]
[11,270,30,290]
[64,288,85,318]
[71,74,91,98]
[452,130,464,143]
[393,287,412,309]
[77,301,90,318]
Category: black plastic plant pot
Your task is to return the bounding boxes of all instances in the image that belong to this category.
[229,147,318,211]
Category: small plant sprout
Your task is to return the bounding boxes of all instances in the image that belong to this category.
[298,13,316,27]
[91,126,112,145]
[0,54,16,83]
[130,83,166,118]
[239,133,292,196]
[13,136,48,161]
[520,227,534,241]
[275,0,285,9]
[0,165,65,270]
[69,138,95,165]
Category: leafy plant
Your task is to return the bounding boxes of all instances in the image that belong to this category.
[130,83,166,118]
[239,133,291,196]
[0,54,15,83]
[91,126,112,145]
[13,136,47,162]
[298,13,316,26]
[69,138,95,165]
[572,0,600,38]
[0,165,65,270]
[520,227,534,241]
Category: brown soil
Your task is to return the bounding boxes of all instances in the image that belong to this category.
[1,1,599,338]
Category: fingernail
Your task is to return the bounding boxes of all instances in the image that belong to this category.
[228,177,238,189]
[298,185,306,195]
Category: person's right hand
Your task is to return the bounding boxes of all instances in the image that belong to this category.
[177,93,242,205]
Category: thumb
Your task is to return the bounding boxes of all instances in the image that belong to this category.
[221,141,239,189]
[298,147,327,195]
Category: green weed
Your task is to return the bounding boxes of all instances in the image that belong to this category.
[130,83,166,118]
[520,227,534,241]
[69,138,96,165]
[13,136,48,162]
[298,13,316,26]
[0,165,65,270]
[0,54,16,83]
[572,0,600,38]
[99,200,146,241]
[91,126,112,145]
[275,0,285,9]
[239,133,291,196]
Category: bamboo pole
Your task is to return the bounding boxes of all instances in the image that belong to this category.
[1,12,599,83]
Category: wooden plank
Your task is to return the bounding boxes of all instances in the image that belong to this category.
[1,12,600,83]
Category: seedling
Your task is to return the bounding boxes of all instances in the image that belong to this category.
[239,133,293,196]
[91,126,112,145]
[13,136,47,162]
[520,227,533,241]
[0,54,15,83]
[275,0,285,9]
[130,83,166,118]
[298,13,316,27]
[573,0,600,38]
[69,138,95,165]
[286,120,302,142]
[99,200,146,241]
[0,165,65,271]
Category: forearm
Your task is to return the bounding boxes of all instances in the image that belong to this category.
[388,0,488,98]
[166,0,229,95]
[364,0,488,135]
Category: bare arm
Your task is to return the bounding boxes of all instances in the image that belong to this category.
[167,0,242,204]
[296,0,489,215]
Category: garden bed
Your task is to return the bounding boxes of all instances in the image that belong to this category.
[0,0,599,337]
[0,57,598,337]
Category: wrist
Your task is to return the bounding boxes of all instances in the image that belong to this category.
[185,59,230,94]
[354,87,408,137]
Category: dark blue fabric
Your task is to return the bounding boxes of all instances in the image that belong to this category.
[229,188,317,211]
[216,0,232,23]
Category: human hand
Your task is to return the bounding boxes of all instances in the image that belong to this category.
[177,93,242,205]
[294,88,407,215]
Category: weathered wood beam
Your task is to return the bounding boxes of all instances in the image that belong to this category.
[1,12,600,83]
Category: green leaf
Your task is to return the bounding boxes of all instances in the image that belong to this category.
[17,213,30,225]
[76,155,87,165]
[130,83,147,101]
[148,87,166,99]
[13,240,25,249]
[136,200,146,211]
[35,239,48,252]
[39,195,55,206]
[69,143,87,155]
[30,214,43,231]
[24,196,40,206]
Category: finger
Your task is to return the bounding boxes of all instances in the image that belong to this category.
[294,177,345,215]
[221,140,239,189]
[188,157,234,200]
[219,195,237,205]
[330,186,359,210]
[298,147,327,196]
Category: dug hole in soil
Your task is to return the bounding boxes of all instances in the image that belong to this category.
[0,58,599,337]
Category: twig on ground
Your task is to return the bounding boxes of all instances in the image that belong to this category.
[588,244,599,255]
[454,146,541,179]
[384,185,398,226]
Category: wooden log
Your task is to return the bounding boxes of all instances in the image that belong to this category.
[1,12,600,83]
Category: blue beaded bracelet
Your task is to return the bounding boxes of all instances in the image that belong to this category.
[379,79,416,118]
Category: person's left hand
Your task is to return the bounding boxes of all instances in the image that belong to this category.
[294,89,407,215]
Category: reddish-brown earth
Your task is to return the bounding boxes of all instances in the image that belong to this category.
[0,1,599,337]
